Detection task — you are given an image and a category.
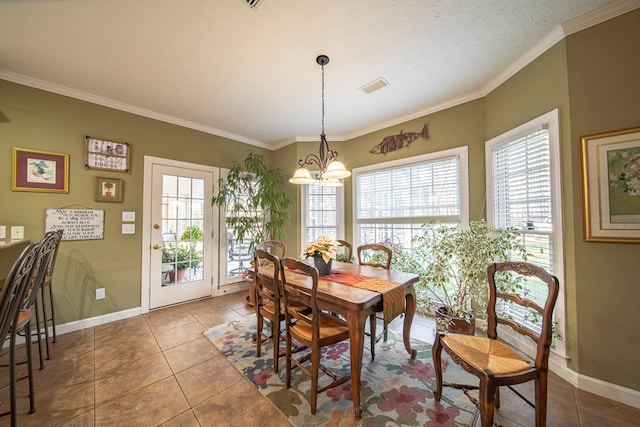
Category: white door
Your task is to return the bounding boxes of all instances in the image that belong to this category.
[148,162,218,309]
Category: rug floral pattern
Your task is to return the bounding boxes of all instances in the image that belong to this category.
[204,316,478,426]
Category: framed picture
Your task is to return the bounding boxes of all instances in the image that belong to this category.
[581,126,640,243]
[84,135,130,173]
[95,177,124,202]
[12,147,69,193]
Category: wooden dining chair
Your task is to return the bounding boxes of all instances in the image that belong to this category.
[432,261,560,427]
[357,243,393,360]
[280,257,351,414]
[336,240,353,263]
[253,248,285,373]
[0,242,41,426]
[255,240,287,258]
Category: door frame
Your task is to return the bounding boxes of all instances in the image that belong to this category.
[141,155,219,313]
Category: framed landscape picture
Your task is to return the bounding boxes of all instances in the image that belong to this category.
[581,126,640,243]
[12,147,69,193]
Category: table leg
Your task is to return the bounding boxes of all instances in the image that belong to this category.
[403,287,417,359]
[347,309,368,419]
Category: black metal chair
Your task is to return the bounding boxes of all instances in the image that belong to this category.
[36,229,63,360]
[0,242,41,425]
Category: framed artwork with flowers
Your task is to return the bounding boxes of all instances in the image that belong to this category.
[581,126,640,242]
[95,177,124,202]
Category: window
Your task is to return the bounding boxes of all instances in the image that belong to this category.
[486,109,566,357]
[353,147,469,250]
[301,180,344,245]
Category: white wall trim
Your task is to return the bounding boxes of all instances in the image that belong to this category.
[56,307,141,336]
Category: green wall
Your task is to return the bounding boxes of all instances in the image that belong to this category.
[0,80,270,323]
[1,8,638,394]
[565,9,640,391]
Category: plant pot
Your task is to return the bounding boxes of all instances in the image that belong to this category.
[435,306,476,335]
[168,268,186,283]
[313,257,333,276]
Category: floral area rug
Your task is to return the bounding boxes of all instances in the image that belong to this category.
[203,315,478,426]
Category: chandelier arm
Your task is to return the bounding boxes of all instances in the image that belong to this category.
[298,153,322,169]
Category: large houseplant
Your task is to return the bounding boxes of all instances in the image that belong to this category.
[212,151,294,253]
[411,220,528,333]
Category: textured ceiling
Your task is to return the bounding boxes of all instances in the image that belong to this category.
[0,0,628,148]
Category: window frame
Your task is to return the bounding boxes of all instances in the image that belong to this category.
[352,146,469,249]
[300,178,345,248]
[485,108,567,360]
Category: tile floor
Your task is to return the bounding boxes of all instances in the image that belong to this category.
[0,291,638,426]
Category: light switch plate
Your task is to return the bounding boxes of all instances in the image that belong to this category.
[10,226,24,239]
[122,223,135,234]
[121,211,136,222]
[0,226,5,239]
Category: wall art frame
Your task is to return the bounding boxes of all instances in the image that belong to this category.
[84,135,130,173]
[95,176,124,202]
[581,126,640,243]
[12,147,69,193]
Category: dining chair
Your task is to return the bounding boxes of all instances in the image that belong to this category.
[255,240,287,258]
[0,242,41,426]
[280,257,351,414]
[253,249,285,373]
[357,243,393,360]
[336,239,353,263]
[37,229,63,360]
[432,261,560,427]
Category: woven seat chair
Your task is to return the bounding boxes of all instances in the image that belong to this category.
[336,240,353,263]
[432,261,560,427]
[357,243,393,360]
[255,240,287,258]
[253,249,285,373]
[280,257,351,414]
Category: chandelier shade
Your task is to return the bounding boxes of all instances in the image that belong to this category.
[289,55,350,185]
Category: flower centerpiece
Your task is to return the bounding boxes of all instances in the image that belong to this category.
[301,235,340,275]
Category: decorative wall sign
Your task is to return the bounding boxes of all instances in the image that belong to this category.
[95,177,124,202]
[369,123,429,155]
[12,147,69,193]
[84,135,130,172]
[581,126,640,243]
[45,209,104,240]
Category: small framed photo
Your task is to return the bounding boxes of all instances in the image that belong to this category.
[581,126,640,243]
[12,147,69,193]
[95,177,124,202]
[85,135,130,173]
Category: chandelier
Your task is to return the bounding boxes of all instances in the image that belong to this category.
[289,55,351,187]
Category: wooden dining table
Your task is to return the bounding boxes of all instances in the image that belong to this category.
[256,260,419,418]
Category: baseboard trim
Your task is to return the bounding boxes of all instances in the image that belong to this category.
[55,307,142,336]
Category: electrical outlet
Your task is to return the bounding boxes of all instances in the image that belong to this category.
[96,288,105,300]
[11,226,24,239]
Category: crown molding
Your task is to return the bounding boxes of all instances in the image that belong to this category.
[0,68,270,149]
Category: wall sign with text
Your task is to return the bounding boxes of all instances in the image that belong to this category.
[45,208,104,240]
[84,136,130,172]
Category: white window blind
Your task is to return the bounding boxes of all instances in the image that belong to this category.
[354,147,468,250]
[487,109,565,350]
[302,180,343,244]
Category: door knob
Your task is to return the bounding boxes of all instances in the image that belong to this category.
[153,244,162,250]
[153,224,160,229]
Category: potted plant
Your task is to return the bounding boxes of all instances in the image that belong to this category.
[411,220,528,334]
[301,235,340,275]
[162,225,203,282]
[212,151,294,254]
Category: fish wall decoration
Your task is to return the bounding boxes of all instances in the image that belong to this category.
[369,123,429,155]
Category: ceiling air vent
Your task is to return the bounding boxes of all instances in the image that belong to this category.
[242,0,262,8]
[360,77,390,94]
